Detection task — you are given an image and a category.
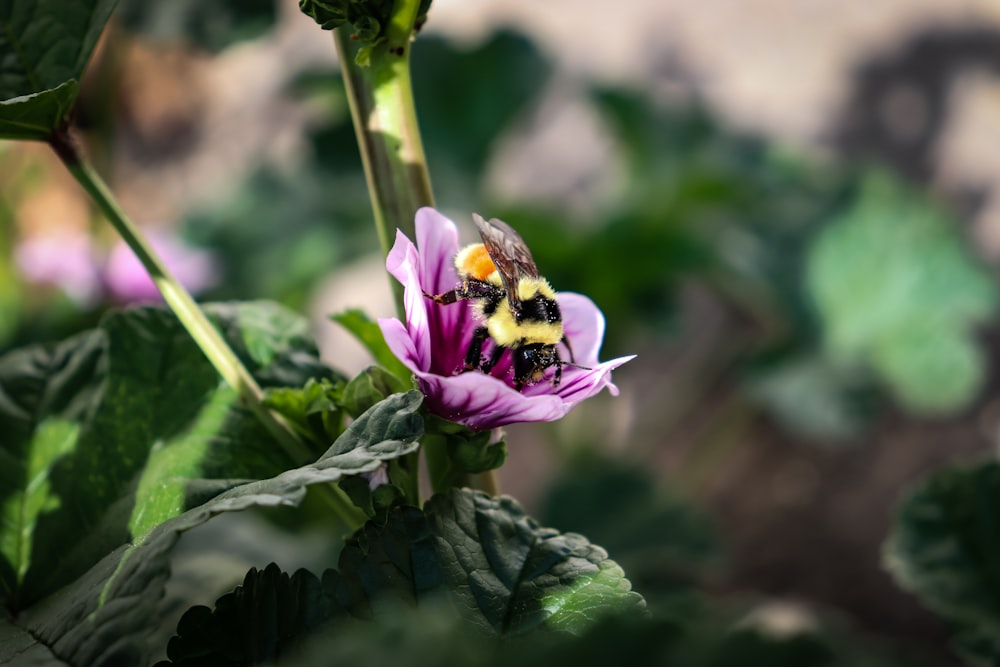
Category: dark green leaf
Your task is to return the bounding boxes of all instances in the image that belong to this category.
[331,309,411,381]
[412,31,551,205]
[324,390,423,458]
[425,488,646,637]
[446,429,506,474]
[4,390,424,666]
[885,461,1000,656]
[339,366,409,419]
[162,564,333,665]
[0,81,78,141]
[264,378,346,447]
[0,0,118,137]
[0,301,334,609]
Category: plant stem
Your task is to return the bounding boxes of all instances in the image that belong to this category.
[334,21,432,267]
[334,6,501,498]
[48,129,312,465]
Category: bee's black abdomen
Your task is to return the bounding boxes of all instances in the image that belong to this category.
[517,294,561,324]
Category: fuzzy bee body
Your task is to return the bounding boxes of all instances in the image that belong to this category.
[427,215,573,390]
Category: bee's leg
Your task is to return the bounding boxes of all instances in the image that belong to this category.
[425,288,463,305]
[560,335,576,363]
[426,279,498,304]
[481,343,506,374]
[462,327,490,372]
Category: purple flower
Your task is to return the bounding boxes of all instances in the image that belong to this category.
[15,231,101,306]
[378,207,634,430]
[104,232,218,302]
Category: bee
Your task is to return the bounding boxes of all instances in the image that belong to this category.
[426,214,585,390]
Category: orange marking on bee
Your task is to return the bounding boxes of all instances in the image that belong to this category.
[457,244,497,281]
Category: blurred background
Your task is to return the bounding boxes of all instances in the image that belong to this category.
[4,0,1000,663]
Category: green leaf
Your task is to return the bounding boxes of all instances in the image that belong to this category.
[0,301,334,609]
[160,487,644,665]
[885,461,1000,660]
[806,172,998,415]
[340,366,409,419]
[3,391,424,666]
[331,309,411,381]
[0,0,118,137]
[424,489,646,637]
[162,564,334,664]
[264,378,346,447]
[0,81,78,141]
[411,31,551,205]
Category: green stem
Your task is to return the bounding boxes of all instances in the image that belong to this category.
[334,21,433,266]
[334,5,501,499]
[48,129,312,465]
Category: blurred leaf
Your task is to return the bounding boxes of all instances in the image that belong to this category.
[1,390,423,666]
[885,461,1000,663]
[117,0,276,52]
[807,172,997,414]
[185,166,373,307]
[745,355,873,443]
[0,301,334,610]
[331,309,411,380]
[538,458,719,614]
[412,31,551,204]
[0,0,117,138]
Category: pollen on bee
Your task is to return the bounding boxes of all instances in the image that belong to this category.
[455,243,496,281]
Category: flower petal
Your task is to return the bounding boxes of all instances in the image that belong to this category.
[557,292,607,366]
[413,369,569,430]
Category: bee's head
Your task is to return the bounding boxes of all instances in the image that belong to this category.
[513,343,559,389]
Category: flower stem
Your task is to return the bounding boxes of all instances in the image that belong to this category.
[334,5,500,499]
[48,128,312,465]
[333,19,433,274]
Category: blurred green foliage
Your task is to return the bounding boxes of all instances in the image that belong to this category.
[117,0,276,52]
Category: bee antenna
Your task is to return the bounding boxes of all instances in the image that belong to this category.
[560,360,591,372]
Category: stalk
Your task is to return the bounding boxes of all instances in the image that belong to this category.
[48,128,312,464]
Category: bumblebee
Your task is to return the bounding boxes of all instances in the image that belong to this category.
[427,214,582,390]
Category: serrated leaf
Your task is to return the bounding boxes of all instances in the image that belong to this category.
[0,0,118,137]
[4,391,424,666]
[806,172,997,415]
[162,564,333,664]
[158,486,643,665]
[331,309,411,381]
[425,489,646,637]
[885,462,1000,654]
[0,301,335,609]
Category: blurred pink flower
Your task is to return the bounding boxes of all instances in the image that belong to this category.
[104,232,218,302]
[378,207,634,430]
[15,231,101,305]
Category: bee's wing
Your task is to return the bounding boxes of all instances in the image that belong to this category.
[473,214,539,310]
